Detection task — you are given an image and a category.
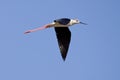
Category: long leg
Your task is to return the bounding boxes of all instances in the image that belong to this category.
[24,23,54,34]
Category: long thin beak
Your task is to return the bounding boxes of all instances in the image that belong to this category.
[80,22,87,25]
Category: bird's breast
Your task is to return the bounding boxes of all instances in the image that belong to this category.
[54,22,72,27]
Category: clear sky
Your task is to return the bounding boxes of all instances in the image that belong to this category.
[0,0,120,80]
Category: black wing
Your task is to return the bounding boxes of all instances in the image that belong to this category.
[54,27,71,61]
[54,18,71,25]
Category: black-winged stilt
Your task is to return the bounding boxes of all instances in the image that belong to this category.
[24,18,87,61]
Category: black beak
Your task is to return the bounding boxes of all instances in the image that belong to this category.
[80,22,87,25]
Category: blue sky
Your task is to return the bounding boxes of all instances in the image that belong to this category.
[0,0,120,80]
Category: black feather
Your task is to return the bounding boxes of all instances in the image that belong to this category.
[54,18,71,25]
[54,27,71,61]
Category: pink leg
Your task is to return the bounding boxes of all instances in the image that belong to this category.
[24,24,52,34]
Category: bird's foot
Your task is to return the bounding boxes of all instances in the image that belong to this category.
[24,30,32,34]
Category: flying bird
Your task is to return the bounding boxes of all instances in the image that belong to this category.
[24,18,87,61]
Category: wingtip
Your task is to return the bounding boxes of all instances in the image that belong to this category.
[62,59,66,61]
[62,56,66,61]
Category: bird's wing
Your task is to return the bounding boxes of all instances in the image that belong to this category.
[54,18,70,25]
[54,27,71,61]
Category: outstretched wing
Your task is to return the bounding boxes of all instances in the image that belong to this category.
[54,18,71,25]
[54,27,71,61]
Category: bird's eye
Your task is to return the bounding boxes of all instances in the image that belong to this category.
[54,20,57,22]
[76,19,79,22]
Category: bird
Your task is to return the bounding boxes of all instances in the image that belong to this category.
[24,18,87,61]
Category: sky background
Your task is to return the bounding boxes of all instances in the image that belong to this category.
[0,0,120,80]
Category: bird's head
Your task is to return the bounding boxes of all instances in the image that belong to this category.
[72,19,87,25]
[72,19,80,24]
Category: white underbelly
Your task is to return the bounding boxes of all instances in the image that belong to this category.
[54,23,72,27]
[54,25,70,27]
